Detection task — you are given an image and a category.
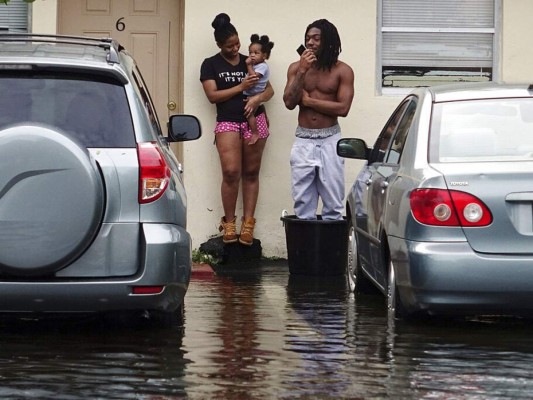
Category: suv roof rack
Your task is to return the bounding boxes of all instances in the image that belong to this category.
[0,33,123,64]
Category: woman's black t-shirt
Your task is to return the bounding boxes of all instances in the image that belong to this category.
[200,53,248,123]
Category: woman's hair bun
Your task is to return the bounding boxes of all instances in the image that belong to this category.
[212,13,231,30]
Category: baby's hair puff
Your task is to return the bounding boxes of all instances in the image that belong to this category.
[249,34,274,59]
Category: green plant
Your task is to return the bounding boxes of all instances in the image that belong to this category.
[192,249,220,267]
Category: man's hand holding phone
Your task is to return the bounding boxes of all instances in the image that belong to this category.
[297,44,316,72]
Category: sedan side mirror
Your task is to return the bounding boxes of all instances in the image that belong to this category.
[167,114,202,142]
[337,138,370,160]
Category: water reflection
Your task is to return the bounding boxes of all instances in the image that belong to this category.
[0,261,531,399]
[191,271,275,398]
[0,313,190,399]
[390,317,533,399]
[283,274,355,398]
[185,264,533,399]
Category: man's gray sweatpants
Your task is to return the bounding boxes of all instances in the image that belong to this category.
[290,128,344,220]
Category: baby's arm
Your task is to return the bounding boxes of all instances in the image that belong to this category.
[245,57,257,78]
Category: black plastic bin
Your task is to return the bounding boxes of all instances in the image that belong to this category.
[281,215,348,276]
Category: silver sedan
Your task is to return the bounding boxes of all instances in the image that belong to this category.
[338,82,533,319]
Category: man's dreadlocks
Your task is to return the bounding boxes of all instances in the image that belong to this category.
[305,19,341,71]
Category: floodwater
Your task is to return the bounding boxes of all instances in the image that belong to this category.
[0,260,532,399]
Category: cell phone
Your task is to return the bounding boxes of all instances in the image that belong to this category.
[297,44,306,55]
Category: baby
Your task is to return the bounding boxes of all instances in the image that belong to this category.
[244,34,274,145]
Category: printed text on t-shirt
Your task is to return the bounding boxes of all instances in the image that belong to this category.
[219,71,245,82]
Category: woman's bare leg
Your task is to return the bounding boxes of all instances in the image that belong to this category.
[216,132,242,221]
[241,137,266,218]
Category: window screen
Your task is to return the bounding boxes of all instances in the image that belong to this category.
[0,0,28,32]
[380,0,497,90]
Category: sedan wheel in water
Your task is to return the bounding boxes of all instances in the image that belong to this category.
[387,257,409,319]
[346,219,374,293]
[347,222,357,292]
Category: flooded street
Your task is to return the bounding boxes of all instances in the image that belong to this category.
[0,260,532,399]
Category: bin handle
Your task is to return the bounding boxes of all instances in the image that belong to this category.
[281,209,289,226]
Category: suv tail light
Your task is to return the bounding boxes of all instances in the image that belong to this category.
[410,189,492,227]
[131,285,165,295]
[137,142,170,204]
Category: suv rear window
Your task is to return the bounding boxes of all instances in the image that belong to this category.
[0,73,135,148]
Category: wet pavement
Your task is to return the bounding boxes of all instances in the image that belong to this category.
[0,260,532,399]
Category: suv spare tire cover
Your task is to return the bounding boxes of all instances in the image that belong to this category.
[0,125,105,275]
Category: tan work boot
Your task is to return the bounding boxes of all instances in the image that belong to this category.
[239,216,256,246]
[219,216,238,243]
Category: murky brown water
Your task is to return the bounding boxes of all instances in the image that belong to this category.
[0,260,532,399]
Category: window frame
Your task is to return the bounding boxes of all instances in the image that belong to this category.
[131,67,164,138]
[370,96,415,164]
[386,98,417,164]
[377,0,502,96]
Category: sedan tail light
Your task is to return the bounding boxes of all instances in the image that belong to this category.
[137,142,170,204]
[410,189,492,227]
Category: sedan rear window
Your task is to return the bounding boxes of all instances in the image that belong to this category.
[0,73,135,148]
[430,98,533,162]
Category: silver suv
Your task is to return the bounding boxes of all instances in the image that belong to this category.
[0,34,201,323]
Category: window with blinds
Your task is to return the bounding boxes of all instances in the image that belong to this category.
[380,0,499,91]
[0,0,29,33]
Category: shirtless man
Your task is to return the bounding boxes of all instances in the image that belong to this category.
[283,19,354,220]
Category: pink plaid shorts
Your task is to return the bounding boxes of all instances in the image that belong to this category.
[214,112,270,140]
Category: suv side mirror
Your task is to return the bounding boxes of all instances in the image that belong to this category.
[168,114,202,142]
[337,138,370,160]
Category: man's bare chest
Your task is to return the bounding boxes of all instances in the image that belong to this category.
[304,69,340,96]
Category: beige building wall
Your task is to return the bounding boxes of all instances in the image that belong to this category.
[500,0,533,81]
[31,0,57,34]
[29,0,530,258]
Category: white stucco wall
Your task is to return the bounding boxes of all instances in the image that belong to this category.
[184,0,401,258]
[31,0,57,34]
[500,0,533,81]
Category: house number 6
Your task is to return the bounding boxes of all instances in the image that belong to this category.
[116,17,126,32]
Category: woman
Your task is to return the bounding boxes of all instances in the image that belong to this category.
[200,13,274,246]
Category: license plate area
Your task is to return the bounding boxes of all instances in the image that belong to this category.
[506,193,533,235]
